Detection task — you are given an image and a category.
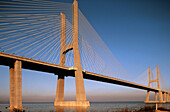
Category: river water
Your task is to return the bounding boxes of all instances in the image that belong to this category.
[0,102,170,112]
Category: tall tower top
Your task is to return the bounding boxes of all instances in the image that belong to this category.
[73,0,77,4]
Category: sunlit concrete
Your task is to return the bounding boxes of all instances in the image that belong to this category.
[144,101,166,103]
[55,0,89,107]
[54,105,89,112]
[54,101,90,107]
[54,12,66,104]
[7,60,25,110]
[73,0,87,103]
[144,65,165,103]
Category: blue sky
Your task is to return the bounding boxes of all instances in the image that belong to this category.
[0,0,170,102]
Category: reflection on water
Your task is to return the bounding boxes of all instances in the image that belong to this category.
[0,102,169,112]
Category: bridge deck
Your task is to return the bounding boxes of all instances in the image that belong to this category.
[0,52,74,76]
[0,52,168,93]
[84,72,159,92]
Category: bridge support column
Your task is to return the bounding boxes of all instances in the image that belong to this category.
[8,60,24,110]
[146,90,150,101]
[54,75,64,105]
[155,92,157,101]
[167,94,169,102]
[159,91,163,102]
[72,0,89,106]
[9,64,15,109]
[168,93,170,102]
[164,93,166,102]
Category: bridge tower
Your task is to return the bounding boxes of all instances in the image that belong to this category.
[145,65,164,103]
[54,0,90,107]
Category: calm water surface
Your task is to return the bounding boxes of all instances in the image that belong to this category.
[0,102,170,112]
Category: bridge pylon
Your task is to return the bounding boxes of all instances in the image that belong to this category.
[144,65,165,103]
[54,0,90,107]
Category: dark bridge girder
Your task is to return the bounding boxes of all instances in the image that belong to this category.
[0,52,75,76]
[83,72,160,92]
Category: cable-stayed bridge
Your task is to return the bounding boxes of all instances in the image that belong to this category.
[0,0,169,110]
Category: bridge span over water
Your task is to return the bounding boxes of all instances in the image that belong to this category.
[0,52,167,93]
[0,0,169,110]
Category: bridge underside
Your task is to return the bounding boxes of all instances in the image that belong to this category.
[0,53,75,77]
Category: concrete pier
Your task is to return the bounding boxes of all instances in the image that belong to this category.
[9,64,15,109]
[55,75,65,103]
[155,92,157,101]
[164,93,167,102]
[146,90,149,101]
[8,60,24,110]
[167,93,170,102]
